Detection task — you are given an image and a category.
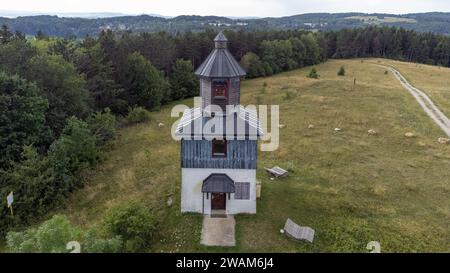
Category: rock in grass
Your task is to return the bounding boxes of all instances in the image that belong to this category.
[405,132,415,138]
[158,122,165,127]
[368,129,377,135]
[438,137,450,144]
[308,124,314,129]
[278,124,286,129]
[334,128,342,132]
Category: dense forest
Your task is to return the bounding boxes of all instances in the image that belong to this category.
[1,24,450,250]
[2,12,450,38]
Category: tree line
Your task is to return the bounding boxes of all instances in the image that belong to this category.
[1,24,450,238]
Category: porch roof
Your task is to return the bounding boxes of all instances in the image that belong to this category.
[202,174,235,193]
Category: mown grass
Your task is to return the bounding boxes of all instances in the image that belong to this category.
[20,59,450,253]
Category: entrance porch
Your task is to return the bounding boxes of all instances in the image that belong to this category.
[202,174,235,215]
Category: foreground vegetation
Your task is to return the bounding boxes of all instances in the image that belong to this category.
[5,59,448,252]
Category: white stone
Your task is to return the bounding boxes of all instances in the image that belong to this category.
[368,129,377,135]
[405,132,415,138]
[334,128,342,132]
[308,124,314,129]
[438,137,450,144]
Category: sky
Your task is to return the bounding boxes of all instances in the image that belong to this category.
[1,0,450,18]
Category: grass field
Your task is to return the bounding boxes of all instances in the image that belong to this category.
[32,59,450,252]
[375,58,450,117]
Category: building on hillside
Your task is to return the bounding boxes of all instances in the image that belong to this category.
[176,32,263,215]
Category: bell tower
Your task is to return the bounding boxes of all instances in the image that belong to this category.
[177,32,262,216]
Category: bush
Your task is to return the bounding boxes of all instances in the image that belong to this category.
[88,108,116,145]
[6,215,82,253]
[338,66,346,76]
[49,117,98,176]
[0,117,100,236]
[307,68,319,79]
[126,106,151,124]
[104,203,157,252]
[6,214,123,253]
[82,229,123,253]
[0,145,61,232]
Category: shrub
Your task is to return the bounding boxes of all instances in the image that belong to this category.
[338,66,346,76]
[307,68,319,79]
[49,117,98,176]
[6,215,82,253]
[104,203,157,252]
[0,145,61,232]
[6,214,123,253]
[88,108,117,146]
[82,229,123,253]
[126,106,151,124]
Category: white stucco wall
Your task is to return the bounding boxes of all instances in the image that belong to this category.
[181,168,256,215]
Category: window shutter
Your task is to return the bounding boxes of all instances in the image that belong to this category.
[235,182,250,200]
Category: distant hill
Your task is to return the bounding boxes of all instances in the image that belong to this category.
[1,12,450,37]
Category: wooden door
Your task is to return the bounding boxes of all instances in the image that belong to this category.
[211,193,226,210]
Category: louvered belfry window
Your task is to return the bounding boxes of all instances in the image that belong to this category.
[212,79,228,111]
[235,182,250,200]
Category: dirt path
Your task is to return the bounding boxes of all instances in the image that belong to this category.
[378,64,450,137]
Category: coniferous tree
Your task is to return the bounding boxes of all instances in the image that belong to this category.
[169,59,199,100]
